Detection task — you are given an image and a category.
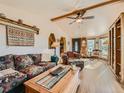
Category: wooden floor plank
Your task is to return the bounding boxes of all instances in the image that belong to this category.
[78,59,124,93]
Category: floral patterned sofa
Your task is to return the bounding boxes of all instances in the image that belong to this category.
[0,54,56,93]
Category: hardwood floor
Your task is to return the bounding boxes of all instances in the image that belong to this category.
[78,59,124,93]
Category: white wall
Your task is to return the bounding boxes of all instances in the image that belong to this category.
[0,4,71,56]
[1,1,124,57]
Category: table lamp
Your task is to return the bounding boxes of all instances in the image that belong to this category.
[51,42,59,56]
[51,42,59,65]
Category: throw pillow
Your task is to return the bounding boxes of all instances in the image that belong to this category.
[28,54,42,64]
[14,55,34,70]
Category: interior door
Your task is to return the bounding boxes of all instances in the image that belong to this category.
[72,38,81,53]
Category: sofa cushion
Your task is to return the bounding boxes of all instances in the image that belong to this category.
[0,55,15,71]
[14,55,34,70]
[0,68,27,93]
[19,65,44,78]
[0,63,6,71]
[28,54,42,64]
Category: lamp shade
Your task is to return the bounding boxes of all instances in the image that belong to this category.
[51,42,59,48]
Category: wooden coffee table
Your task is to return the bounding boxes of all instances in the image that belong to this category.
[24,65,80,93]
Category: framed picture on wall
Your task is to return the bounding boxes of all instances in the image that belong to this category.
[6,25,34,46]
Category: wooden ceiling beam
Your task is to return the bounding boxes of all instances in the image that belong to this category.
[51,10,86,21]
[83,0,120,11]
[51,0,120,21]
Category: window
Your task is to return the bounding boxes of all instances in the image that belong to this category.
[87,39,95,53]
[99,37,109,59]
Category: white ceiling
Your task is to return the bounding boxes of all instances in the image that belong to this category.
[0,0,106,17]
[0,0,124,37]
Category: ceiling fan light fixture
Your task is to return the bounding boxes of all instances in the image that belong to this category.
[76,19,82,23]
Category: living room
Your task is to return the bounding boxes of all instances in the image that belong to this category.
[0,0,124,93]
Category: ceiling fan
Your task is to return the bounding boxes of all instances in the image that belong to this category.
[67,11,95,24]
[51,0,121,21]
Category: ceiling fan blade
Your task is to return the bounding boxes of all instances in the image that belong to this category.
[69,20,76,25]
[67,17,77,19]
[67,12,81,19]
[82,16,95,19]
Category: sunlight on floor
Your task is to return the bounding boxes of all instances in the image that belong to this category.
[78,59,124,93]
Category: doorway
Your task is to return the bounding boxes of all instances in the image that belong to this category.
[60,37,66,55]
[72,38,81,53]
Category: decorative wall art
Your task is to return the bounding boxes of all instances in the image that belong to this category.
[6,26,34,46]
[48,33,56,49]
